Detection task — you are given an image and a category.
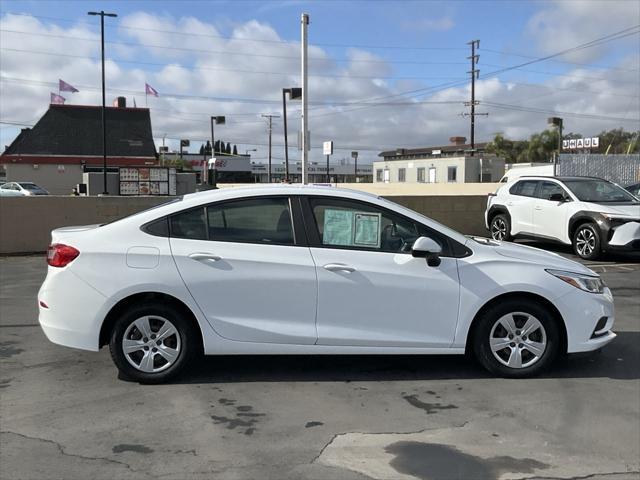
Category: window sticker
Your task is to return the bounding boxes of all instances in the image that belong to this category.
[322,209,381,248]
[323,209,354,246]
[354,212,381,247]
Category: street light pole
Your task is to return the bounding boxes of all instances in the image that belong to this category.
[548,117,563,176]
[301,13,309,184]
[351,151,358,183]
[88,10,117,195]
[282,87,301,183]
[262,114,280,183]
[210,115,225,188]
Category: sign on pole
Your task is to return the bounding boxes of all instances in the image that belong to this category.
[323,141,333,156]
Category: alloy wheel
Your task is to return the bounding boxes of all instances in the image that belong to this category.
[489,312,547,369]
[122,316,181,373]
[575,228,596,257]
[491,218,507,240]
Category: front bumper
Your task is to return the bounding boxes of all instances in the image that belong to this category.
[554,286,616,353]
[604,220,640,251]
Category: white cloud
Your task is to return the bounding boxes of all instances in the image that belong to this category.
[526,0,640,62]
[1,11,638,165]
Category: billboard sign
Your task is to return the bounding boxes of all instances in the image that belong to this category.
[563,137,599,150]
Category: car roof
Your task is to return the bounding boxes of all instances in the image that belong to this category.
[514,175,606,181]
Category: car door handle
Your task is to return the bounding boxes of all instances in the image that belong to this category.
[506,202,514,206]
[323,263,356,273]
[534,206,542,210]
[189,252,222,262]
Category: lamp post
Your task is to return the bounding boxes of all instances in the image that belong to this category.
[548,117,563,175]
[351,151,359,183]
[210,116,225,188]
[88,10,117,195]
[245,148,257,156]
[282,87,302,182]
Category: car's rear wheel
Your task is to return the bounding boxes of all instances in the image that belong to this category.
[474,298,560,378]
[572,223,601,260]
[109,302,198,383]
[490,214,511,241]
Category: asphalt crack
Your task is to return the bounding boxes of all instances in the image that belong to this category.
[1,430,150,478]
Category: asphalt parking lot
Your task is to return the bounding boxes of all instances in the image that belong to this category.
[1,254,638,480]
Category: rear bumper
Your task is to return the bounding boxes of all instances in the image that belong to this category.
[38,267,107,351]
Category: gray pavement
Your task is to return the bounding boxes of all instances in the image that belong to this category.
[1,255,638,480]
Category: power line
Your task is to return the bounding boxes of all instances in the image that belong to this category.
[482,101,640,122]
[1,11,468,51]
[0,47,463,81]
[0,28,466,66]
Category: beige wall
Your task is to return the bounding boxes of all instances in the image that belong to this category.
[0,196,169,254]
[373,156,505,184]
[0,193,489,254]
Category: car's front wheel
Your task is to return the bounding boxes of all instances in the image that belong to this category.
[109,302,198,383]
[572,223,601,260]
[474,298,560,378]
[490,214,511,241]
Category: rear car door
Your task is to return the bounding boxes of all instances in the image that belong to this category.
[303,196,461,348]
[533,181,571,242]
[506,180,540,235]
[169,196,318,344]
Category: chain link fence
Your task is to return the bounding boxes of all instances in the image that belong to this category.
[557,154,640,186]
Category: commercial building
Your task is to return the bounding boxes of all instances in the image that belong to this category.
[1,100,157,194]
[375,137,504,184]
[162,152,373,184]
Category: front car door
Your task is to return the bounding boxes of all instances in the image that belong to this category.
[302,196,462,348]
[169,196,318,345]
[533,180,572,243]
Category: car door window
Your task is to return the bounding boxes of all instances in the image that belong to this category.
[207,197,294,245]
[170,207,207,240]
[307,197,447,254]
[537,181,566,201]
[510,180,539,197]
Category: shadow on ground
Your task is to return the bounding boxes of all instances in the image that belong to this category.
[152,331,639,385]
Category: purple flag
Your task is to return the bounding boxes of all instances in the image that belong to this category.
[59,79,79,93]
[50,92,66,105]
[145,83,159,97]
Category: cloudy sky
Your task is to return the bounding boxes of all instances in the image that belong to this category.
[1,0,639,164]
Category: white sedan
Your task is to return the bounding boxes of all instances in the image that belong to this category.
[38,185,615,383]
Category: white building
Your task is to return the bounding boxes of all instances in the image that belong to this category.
[375,138,504,184]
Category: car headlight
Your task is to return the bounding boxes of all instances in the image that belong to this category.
[546,269,606,294]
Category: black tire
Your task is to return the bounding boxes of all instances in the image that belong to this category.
[572,222,601,260]
[490,213,511,241]
[109,301,199,384]
[474,298,560,378]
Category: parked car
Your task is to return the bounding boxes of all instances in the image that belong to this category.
[39,185,615,383]
[486,176,640,260]
[0,184,24,196]
[625,182,640,199]
[0,181,49,196]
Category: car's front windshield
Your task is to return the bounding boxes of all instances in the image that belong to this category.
[563,179,638,203]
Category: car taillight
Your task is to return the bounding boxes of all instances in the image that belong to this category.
[47,244,80,268]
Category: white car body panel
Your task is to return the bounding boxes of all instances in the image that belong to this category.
[38,185,616,360]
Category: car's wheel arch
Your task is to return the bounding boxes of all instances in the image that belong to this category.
[487,205,511,228]
[464,291,567,356]
[568,212,605,241]
[99,291,204,354]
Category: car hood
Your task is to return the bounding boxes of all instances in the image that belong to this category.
[470,238,595,275]
[580,202,640,218]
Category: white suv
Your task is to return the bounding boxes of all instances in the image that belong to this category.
[486,176,640,260]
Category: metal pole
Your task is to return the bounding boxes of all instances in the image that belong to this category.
[268,115,272,182]
[326,154,330,183]
[301,13,309,184]
[100,12,107,194]
[468,40,479,157]
[210,116,215,158]
[282,89,289,182]
[354,155,358,183]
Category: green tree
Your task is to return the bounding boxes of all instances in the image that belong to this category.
[226,142,231,154]
[233,144,238,155]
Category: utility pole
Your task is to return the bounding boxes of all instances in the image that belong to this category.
[262,114,280,183]
[88,10,117,195]
[301,13,309,184]
[465,39,487,157]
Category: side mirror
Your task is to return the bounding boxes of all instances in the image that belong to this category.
[549,193,567,202]
[411,236,443,267]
